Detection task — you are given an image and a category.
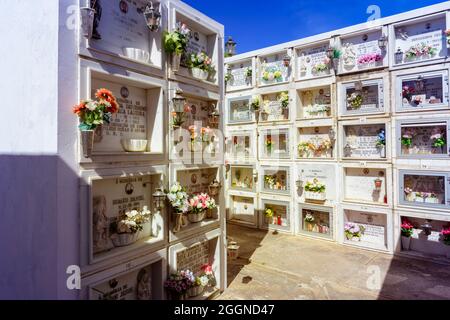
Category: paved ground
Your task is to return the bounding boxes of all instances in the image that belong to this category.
[218,224,450,300]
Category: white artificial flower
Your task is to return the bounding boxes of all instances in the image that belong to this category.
[86,101,97,111]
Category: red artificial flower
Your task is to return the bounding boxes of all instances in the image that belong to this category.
[73,101,87,115]
[107,100,119,114]
[401,220,414,230]
[96,88,116,103]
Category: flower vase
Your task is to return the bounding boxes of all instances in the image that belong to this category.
[306,222,313,232]
[80,7,95,39]
[188,286,205,298]
[189,141,203,152]
[171,53,181,72]
[81,130,95,158]
[111,232,140,247]
[191,68,209,80]
[401,236,411,251]
[187,211,206,223]
[378,145,386,158]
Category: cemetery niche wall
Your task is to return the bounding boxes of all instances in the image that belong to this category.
[223,1,450,263]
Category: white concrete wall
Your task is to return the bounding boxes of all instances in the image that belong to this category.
[0,0,80,299]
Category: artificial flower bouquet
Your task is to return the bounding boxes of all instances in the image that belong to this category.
[405,43,437,60]
[402,85,415,103]
[304,179,326,201]
[265,207,275,218]
[73,88,119,158]
[304,213,315,223]
[347,92,363,109]
[278,91,290,109]
[189,51,215,74]
[344,222,365,241]
[167,182,190,214]
[265,136,273,153]
[262,66,283,82]
[251,96,261,111]
[164,270,194,299]
[442,226,450,246]
[312,58,331,74]
[73,88,119,131]
[401,220,414,238]
[431,129,446,149]
[264,175,276,189]
[189,193,217,214]
[376,129,386,147]
[115,207,152,234]
[401,129,415,148]
[163,22,190,56]
[357,53,382,66]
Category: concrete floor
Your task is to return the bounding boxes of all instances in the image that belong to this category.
[218,224,450,300]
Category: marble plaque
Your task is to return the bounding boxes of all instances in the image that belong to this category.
[341,30,383,72]
[299,164,336,201]
[229,61,252,88]
[344,168,387,204]
[232,196,255,223]
[229,99,251,122]
[260,54,289,84]
[177,168,218,194]
[298,44,331,79]
[92,175,154,256]
[344,124,385,158]
[90,263,154,300]
[92,78,148,153]
[394,17,446,64]
[92,0,154,59]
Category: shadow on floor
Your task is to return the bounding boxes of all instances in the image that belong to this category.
[224,224,450,300]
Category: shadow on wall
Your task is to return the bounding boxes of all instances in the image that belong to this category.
[0,155,79,300]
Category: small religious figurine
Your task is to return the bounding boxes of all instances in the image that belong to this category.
[342,43,356,68]
[91,0,102,40]
[136,269,152,300]
[299,52,307,74]
[93,196,109,253]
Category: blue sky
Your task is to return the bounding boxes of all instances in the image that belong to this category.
[183,0,447,54]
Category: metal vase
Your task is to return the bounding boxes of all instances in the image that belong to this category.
[80,7,95,39]
[81,130,95,158]
[171,54,181,72]
[401,236,411,251]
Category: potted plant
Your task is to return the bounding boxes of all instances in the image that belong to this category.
[441,226,450,258]
[164,270,194,300]
[110,207,152,247]
[163,23,190,72]
[167,182,190,233]
[304,213,315,232]
[304,179,326,201]
[376,129,386,158]
[188,52,215,81]
[344,222,365,241]
[401,220,414,251]
[73,88,119,158]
